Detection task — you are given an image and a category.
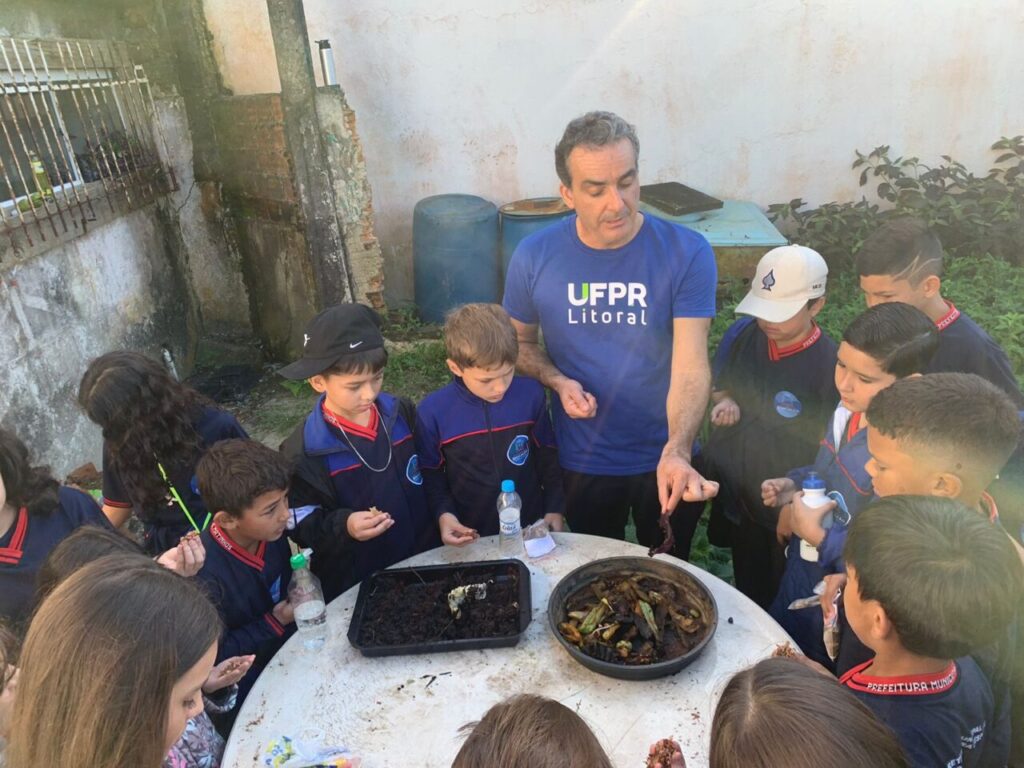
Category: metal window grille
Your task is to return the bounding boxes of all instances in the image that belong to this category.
[0,36,176,252]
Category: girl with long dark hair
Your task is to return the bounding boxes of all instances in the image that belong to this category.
[78,351,247,553]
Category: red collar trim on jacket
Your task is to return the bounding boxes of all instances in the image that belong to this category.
[935,301,961,332]
[322,401,378,441]
[768,324,822,362]
[845,412,863,444]
[840,659,958,696]
[210,523,266,570]
[0,507,28,565]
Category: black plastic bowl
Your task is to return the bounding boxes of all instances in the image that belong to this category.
[547,556,718,680]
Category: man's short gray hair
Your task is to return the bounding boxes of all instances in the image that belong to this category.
[555,111,639,187]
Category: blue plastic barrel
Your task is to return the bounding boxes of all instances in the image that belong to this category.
[499,197,572,279]
[414,194,499,324]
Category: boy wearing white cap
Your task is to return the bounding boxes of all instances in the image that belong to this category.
[702,245,839,609]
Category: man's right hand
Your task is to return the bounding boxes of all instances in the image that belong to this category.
[438,512,479,547]
[554,377,597,419]
[346,509,394,541]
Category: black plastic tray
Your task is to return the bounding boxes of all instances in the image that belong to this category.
[347,559,531,657]
[640,182,724,216]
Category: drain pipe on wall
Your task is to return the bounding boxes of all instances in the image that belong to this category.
[161,346,180,381]
[316,39,337,86]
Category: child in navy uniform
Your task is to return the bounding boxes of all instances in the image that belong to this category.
[855,217,1024,550]
[835,373,1024,764]
[703,245,838,608]
[840,496,1020,768]
[0,427,112,628]
[763,302,938,665]
[194,439,295,715]
[280,304,434,601]
[828,372,1022,622]
[856,218,1024,405]
[78,351,248,553]
[416,303,565,545]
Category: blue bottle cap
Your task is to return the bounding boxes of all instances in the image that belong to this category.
[501,479,515,493]
[803,471,826,491]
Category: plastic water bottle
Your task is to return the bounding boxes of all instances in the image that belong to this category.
[288,552,327,650]
[497,479,523,556]
[799,472,831,562]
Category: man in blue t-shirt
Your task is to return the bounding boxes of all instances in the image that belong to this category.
[502,111,718,556]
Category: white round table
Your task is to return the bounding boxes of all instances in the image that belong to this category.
[222,533,791,767]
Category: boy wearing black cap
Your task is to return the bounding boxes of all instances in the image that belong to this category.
[279,304,434,600]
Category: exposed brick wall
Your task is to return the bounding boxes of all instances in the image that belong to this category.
[211,95,297,218]
[209,94,311,356]
[315,88,385,310]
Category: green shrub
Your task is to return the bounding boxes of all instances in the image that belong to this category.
[714,259,1024,387]
[768,137,1024,270]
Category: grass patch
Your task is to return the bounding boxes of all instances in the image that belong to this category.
[385,340,450,402]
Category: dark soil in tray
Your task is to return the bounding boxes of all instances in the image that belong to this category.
[355,563,522,647]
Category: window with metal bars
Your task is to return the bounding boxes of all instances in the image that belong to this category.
[0,36,176,251]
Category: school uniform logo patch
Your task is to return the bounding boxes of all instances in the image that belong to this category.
[507,434,530,466]
[774,390,802,419]
[406,454,423,485]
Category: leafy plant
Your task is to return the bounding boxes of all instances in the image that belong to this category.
[279,378,312,398]
[768,137,1024,269]
[383,306,442,342]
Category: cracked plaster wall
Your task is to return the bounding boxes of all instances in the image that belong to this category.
[0,1,251,474]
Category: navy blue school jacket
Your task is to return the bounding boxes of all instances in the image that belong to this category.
[929,302,1024,407]
[769,405,874,666]
[282,392,435,602]
[842,656,1009,768]
[415,376,564,535]
[196,523,294,707]
[703,317,838,530]
[101,405,248,553]
[0,486,112,627]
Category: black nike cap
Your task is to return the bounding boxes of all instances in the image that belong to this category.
[278,303,385,380]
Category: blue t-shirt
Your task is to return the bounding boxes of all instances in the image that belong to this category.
[503,214,717,475]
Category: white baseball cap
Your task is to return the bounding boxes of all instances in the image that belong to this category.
[734,245,828,323]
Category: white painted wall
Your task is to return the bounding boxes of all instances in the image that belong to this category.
[202,0,1024,302]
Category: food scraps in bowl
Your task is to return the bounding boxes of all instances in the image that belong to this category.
[557,571,712,665]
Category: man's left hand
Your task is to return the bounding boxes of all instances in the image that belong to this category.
[657,453,718,514]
